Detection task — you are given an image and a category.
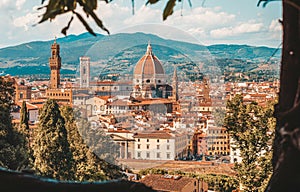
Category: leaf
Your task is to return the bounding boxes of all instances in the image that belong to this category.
[84,0,97,10]
[146,0,160,5]
[61,16,74,36]
[73,11,96,36]
[187,0,192,8]
[131,0,135,15]
[163,0,176,21]
[82,6,110,34]
[257,0,278,8]
[39,0,65,23]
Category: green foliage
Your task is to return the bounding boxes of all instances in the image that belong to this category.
[19,101,34,168]
[39,0,189,35]
[20,101,29,132]
[0,77,29,170]
[76,115,119,166]
[39,0,109,36]
[33,99,74,180]
[60,106,107,181]
[224,95,275,192]
[61,106,123,181]
[212,107,226,127]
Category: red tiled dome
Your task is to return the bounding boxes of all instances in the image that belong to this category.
[134,43,165,76]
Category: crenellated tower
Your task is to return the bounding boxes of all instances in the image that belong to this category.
[49,39,61,89]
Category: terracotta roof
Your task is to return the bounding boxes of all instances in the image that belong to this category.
[108,129,131,133]
[139,174,196,192]
[133,131,173,139]
[96,96,112,101]
[129,98,172,105]
[73,93,90,97]
[134,43,164,76]
[107,99,128,106]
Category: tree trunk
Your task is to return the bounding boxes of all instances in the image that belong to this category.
[267,0,300,191]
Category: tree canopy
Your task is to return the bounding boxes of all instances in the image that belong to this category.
[224,95,275,191]
[33,99,74,180]
[0,77,29,170]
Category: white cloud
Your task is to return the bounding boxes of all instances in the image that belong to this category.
[13,12,39,31]
[268,19,282,41]
[16,0,26,10]
[165,7,236,29]
[269,19,281,32]
[0,0,11,8]
[123,5,161,26]
[210,21,264,38]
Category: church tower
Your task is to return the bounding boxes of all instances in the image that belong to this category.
[203,76,210,102]
[49,39,61,89]
[172,66,178,101]
[79,56,90,88]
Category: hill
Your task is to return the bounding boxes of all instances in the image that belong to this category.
[0,32,280,78]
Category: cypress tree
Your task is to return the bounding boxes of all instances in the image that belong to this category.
[20,101,29,133]
[0,76,28,170]
[60,106,122,181]
[33,99,74,180]
[19,101,34,168]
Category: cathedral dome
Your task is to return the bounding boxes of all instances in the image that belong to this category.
[134,43,165,76]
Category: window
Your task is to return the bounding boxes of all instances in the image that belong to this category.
[147,144,150,149]
[167,153,170,159]
[146,79,150,83]
[137,144,141,149]
[157,145,160,150]
[157,152,160,158]
[137,139,140,142]
[167,145,170,150]
[157,139,159,143]
[167,139,169,143]
[147,139,149,142]
[146,152,150,158]
[137,152,141,158]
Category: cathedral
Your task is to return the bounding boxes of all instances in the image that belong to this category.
[129,42,180,113]
[131,42,173,99]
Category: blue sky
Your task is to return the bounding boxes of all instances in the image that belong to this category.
[0,0,282,48]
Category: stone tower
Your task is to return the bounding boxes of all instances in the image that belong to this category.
[172,66,178,101]
[49,39,61,89]
[203,76,210,101]
[79,56,90,88]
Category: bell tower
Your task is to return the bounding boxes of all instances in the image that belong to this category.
[49,38,61,89]
[172,67,178,101]
[79,56,90,88]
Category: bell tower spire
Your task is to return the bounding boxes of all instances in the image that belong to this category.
[49,38,61,89]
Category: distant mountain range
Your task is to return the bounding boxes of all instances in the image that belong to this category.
[0,32,281,78]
